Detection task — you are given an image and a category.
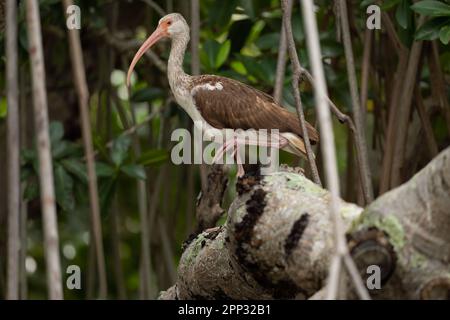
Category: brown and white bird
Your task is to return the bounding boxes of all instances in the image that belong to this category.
[127,13,318,175]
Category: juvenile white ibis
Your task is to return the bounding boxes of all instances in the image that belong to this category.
[127,13,318,176]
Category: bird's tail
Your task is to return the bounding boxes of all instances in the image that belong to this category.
[280,132,312,159]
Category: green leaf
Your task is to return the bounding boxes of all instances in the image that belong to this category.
[54,165,75,212]
[208,0,239,27]
[439,25,450,44]
[61,159,88,183]
[121,164,147,180]
[95,162,116,177]
[0,98,7,118]
[396,0,412,29]
[52,141,82,160]
[411,1,450,16]
[216,40,231,69]
[201,39,221,71]
[49,121,64,145]
[415,17,449,40]
[131,87,165,102]
[111,135,131,167]
[137,149,168,167]
[255,33,280,51]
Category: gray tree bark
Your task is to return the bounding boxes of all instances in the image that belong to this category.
[160,147,450,300]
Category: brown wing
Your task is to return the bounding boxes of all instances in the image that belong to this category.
[190,75,319,143]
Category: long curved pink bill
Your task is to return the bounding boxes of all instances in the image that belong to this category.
[126,28,165,87]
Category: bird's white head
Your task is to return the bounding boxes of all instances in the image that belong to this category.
[127,13,189,87]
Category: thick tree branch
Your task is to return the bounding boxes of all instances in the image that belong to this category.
[162,147,450,300]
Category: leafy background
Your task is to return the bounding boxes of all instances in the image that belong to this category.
[0,0,449,299]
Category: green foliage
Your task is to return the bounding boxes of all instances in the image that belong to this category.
[411,0,450,44]
[21,122,90,212]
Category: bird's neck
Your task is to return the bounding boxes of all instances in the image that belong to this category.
[168,34,190,92]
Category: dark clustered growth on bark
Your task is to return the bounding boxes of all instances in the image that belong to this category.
[284,213,310,258]
[236,165,262,196]
[181,232,198,253]
[234,188,267,244]
[233,188,304,299]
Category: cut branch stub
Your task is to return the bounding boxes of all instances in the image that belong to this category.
[347,227,397,286]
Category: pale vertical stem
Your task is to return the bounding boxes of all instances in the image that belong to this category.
[123,73,152,298]
[190,0,208,191]
[273,5,289,104]
[282,0,321,186]
[338,0,373,204]
[6,0,20,300]
[190,0,200,76]
[63,0,108,298]
[25,0,63,300]
[301,0,369,300]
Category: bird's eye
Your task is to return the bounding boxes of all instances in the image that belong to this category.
[167,21,172,25]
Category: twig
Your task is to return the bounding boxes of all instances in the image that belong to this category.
[282,0,321,186]
[26,0,63,299]
[273,6,289,104]
[63,0,108,299]
[6,0,20,300]
[338,0,373,204]
[301,0,370,300]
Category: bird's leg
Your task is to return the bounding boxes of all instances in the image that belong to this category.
[231,136,245,177]
[212,139,235,164]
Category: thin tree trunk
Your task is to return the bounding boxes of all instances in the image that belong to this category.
[6,0,20,301]
[390,20,424,188]
[338,0,373,204]
[379,54,408,194]
[111,198,127,299]
[273,9,288,104]
[19,65,29,301]
[63,0,108,299]
[301,0,369,300]
[25,0,63,300]
[190,0,208,192]
[282,0,321,186]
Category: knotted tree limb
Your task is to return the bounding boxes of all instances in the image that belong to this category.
[161,171,362,299]
[347,146,450,299]
[160,147,450,300]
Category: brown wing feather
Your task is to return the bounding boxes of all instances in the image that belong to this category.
[190,75,319,143]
